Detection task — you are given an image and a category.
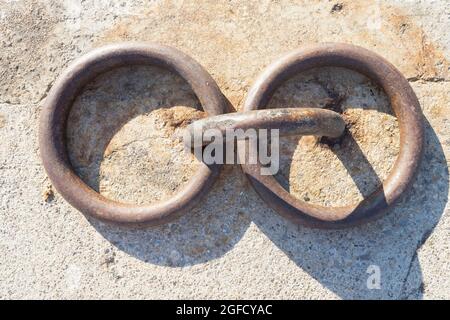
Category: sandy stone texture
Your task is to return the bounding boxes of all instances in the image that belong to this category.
[0,0,449,299]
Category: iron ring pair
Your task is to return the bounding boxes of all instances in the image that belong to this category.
[39,42,423,228]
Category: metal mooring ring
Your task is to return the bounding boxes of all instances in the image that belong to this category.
[185,108,346,146]
[39,43,226,225]
[241,43,424,229]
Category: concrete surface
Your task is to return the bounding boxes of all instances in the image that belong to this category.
[0,0,449,299]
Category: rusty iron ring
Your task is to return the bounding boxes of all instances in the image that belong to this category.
[241,43,424,229]
[39,43,226,226]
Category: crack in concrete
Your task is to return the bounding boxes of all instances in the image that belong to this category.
[407,77,449,83]
[399,226,434,299]
[37,80,54,104]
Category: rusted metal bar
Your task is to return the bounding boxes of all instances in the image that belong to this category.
[185,108,345,147]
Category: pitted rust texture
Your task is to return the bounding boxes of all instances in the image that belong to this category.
[185,108,346,146]
[241,43,424,228]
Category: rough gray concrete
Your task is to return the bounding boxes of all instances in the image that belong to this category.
[0,0,449,299]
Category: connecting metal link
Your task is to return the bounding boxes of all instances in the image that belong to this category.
[184,108,345,147]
